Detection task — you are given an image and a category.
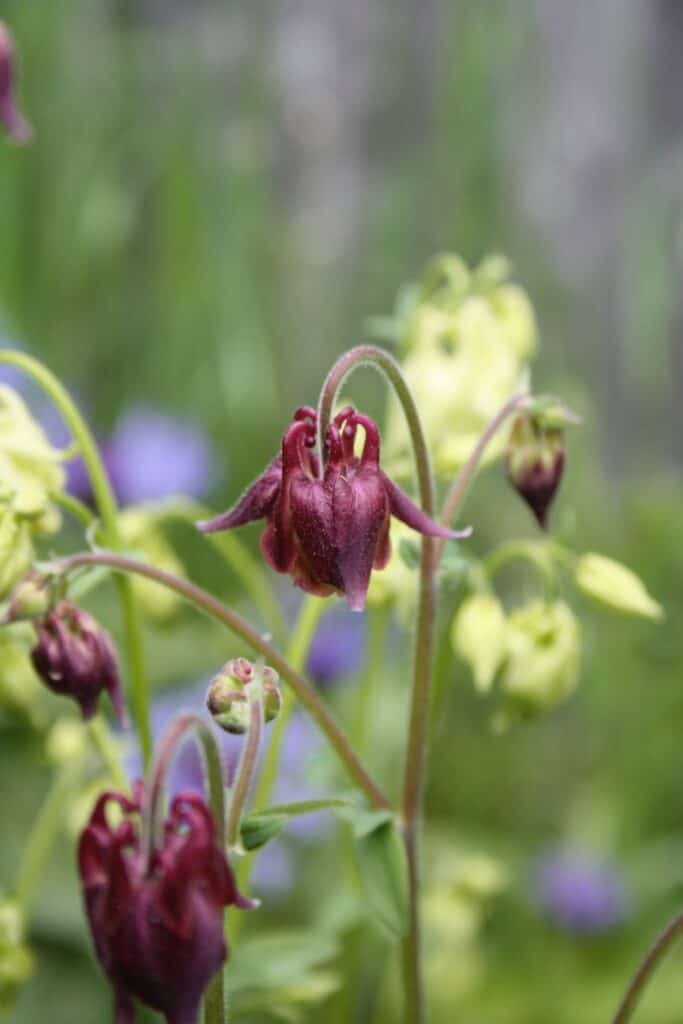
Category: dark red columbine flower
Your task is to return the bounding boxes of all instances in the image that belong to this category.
[0,22,32,143]
[78,785,249,1024]
[31,600,125,722]
[198,406,469,611]
[506,411,565,530]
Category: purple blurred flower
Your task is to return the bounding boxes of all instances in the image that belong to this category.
[306,606,366,687]
[108,406,217,504]
[534,848,629,934]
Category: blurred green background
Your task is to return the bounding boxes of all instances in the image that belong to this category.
[2,1,683,1021]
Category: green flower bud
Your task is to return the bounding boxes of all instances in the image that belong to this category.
[0,900,33,1014]
[206,658,281,734]
[452,594,507,693]
[0,508,33,600]
[575,553,663,620]
[501,600,581,716]
[3,573,51,623]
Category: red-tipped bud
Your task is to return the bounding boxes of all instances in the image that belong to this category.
[506,406,569,529]
[206,658,281,734]
[31,601,125,723]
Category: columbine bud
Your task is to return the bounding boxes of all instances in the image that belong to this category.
[0,22,32,143]
[506,404,570,529]
[0,899,33,1014]
[451,593,508,694]
[574,553,663,621]
[207,658,281,734]
[3,573,51,623]
[31,601,125,723]
[500,600,581,718]
[78,785,250,1024]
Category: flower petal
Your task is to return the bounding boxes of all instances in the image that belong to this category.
[196,457,282,533]
[383,473,471,539]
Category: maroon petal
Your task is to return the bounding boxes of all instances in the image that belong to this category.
[333,469,390,612]
[382,473,472,540]
[196,456,282,533]
[114,989,136,1024]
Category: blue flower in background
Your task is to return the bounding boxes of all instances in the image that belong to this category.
[107,405,217,504]
[306,606,366,687]
[534,847,629,934]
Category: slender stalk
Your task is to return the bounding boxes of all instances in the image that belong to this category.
[87,718,129,791]
[226,685,264,851]
[318,344,438,1024]
[14,764,81,913]
[55,551,390,812]
[50,490,97,530]
[435,392,529,563]
[0,349,152,766]
[612,908,683,1023]
[139,712,227,1024]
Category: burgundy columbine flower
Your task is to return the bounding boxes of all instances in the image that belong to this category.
[198,406,468,611]
[78,785,249,1024]
[0,22,32,143]
[31,601,125,722]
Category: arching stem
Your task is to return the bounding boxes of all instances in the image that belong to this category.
[318,344,440,1024]
[54,551,390,812]
[612,908,683,1024]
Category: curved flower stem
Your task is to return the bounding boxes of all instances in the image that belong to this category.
[434,392,530,564]
[0,349,152,767]
[318,344,440,1024]
[55,551,390,812]
[140,712,227,1024]
[226,681,265,852]
[14,762,82,914]
[162,499,288,644]
[612,908,683,1023]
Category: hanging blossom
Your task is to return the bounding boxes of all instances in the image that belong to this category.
[198,406,469,611]
[78,784,251,1024]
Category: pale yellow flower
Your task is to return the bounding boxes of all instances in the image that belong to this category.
[575,553,663,621]
[119,506,186,622]
[0,385,64,527]
[501,600,581,715]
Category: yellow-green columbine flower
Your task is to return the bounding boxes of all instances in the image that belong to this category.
[118,506,186,622]
[0,900,34,1014]
[451,593,508,693]
[500,600,581,717]
[382,256,537,478]
[0,507,33,600]
[0,624,45,725]
[575,553,663,621]
[0,385,65,529]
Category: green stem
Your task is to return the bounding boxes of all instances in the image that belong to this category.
[0,350,152,767]
[435,392,529,564]
[14,764,81,913]
[226,683,264,851]
[56,552,390,812]
[612,908,683,1023]
[50,490,97,530]
[481,538,556,583]
[318,344,439,1024]
[87,718,129,791]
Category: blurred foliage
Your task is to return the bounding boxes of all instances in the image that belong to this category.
[1,1,683,1022]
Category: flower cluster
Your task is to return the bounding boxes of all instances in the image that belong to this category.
[380,254,536,478]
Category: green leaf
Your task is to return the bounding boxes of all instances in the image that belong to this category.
[333,805,393,839]
[352,816,409,942]
[227,930,339,994]
[240,813,287,851]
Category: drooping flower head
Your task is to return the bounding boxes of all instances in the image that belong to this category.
[198,406,468,611]
[78,784,249,1024]
[0,22,32,144]
[31,601,125,723]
